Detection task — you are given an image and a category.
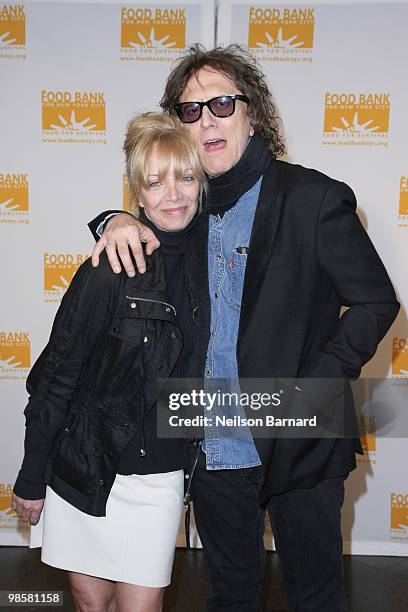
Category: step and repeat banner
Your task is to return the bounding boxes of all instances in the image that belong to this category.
[0,0,215,545]
[217,0,408,556]
[1,0,407,555]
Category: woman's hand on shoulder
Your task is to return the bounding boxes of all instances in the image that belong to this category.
[91,213,160,277]
[12,493,44,526]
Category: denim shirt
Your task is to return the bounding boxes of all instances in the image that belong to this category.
[201,178,262,469]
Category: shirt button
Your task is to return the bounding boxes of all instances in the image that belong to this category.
[211,330,216,336]
[98,479,105,486]
[206,369,212,376]
[130,302,137,309]
[185,473,190,480]
[217,253,223,259]
[215,292,219,299]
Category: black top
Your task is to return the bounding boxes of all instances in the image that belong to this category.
[117,210,199,475]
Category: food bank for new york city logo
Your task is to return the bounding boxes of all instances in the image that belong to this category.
[41,90,106,138]
[0,173,28,222]
[390,493,408,538]
[359,415,376,455]
[121,7,186,56]
[123,173,135,213]
[323,92,390,140]
[0,332,30,378]
[392,337,408,377]
[399,177,408,217]
[0,484,21,527]
[0,4,25,46]
[44,253,88,301]
[248,6,314,58]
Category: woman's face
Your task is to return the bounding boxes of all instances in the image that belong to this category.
[139,145,200,231]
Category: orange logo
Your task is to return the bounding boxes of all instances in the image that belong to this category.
[123,173,134,212]
[248,6,314,62]
[0,331,30,380]
[0,173,28,223]
[399,177,408,216]
[323,92,390,146]
[0,483,26,531]
[392,337,408,377]
[0,4,25,46]
[390,493,408,539]
[41,90,106,144]
[44,252,88,302]
[0,483,13,512]
[0,483,20,529]
[359,415,376,454]
[121,7,186,61]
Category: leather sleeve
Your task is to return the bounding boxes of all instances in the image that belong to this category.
[14,258,117,498]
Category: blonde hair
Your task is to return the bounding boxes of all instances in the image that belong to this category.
[123,112,206,214]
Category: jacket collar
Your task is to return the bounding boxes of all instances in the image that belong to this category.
[238,158,284,341]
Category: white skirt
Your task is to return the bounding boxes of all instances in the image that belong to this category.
[30,471,184,587]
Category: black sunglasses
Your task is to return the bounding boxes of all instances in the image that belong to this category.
[174,95,250,124]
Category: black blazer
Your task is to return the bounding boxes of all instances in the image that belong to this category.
[90,158,399,505]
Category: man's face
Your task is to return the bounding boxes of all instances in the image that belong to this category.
[179,67,254,177]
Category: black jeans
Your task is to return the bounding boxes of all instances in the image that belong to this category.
[191,449,349,612]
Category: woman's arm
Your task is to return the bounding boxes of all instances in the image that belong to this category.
[13,257,116,502]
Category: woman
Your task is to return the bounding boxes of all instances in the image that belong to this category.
[12,113,205,612]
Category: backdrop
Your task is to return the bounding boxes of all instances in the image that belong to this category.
[0,0,407,555]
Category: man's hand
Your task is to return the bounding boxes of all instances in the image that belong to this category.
[91,213,160,277]
[12,493,44,526]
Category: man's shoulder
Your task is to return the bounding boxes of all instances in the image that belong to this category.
[267,159,356,217]
[273,159,342,193]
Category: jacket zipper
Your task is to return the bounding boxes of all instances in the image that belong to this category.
[125,296,177,317]
[124,296,177,457]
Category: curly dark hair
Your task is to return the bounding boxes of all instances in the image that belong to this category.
[160,44,286,158]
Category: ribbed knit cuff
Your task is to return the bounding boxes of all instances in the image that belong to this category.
[13,473,46,500]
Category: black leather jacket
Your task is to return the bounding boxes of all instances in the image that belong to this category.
[14,251,186,516]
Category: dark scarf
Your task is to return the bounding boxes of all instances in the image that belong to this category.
[139,208,199,311]
[205,134,272,216]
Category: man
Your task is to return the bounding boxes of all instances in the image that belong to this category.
[89,45,399,611]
